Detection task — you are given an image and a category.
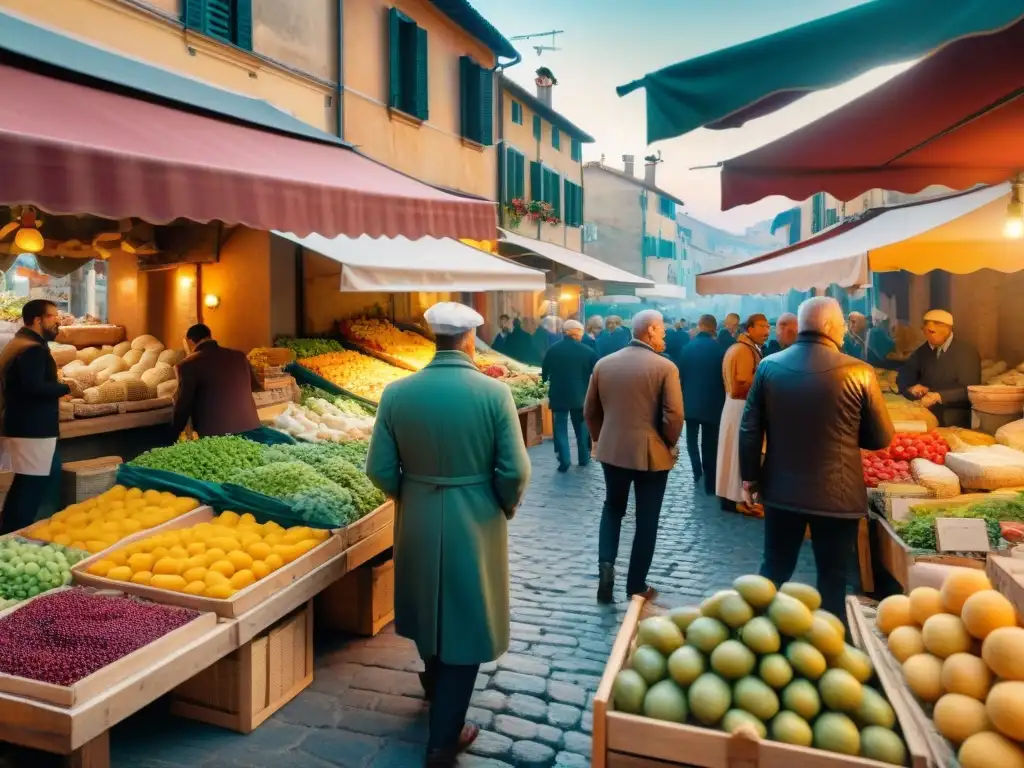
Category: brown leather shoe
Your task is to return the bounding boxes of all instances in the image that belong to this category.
[425,724,480,766]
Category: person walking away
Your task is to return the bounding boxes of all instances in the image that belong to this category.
[366,302,531,767]
[716,314,770,516]
[596,316,628,359]
[172,324,268,441]
[843,312,869,360]
[491,314,512,354]
[739,297,894,627]
[542,320,597,472]
[665,318,689,359]
[718,313,740,350]
[763,313,797,356]
[0,300,71,534]
[585,310,684,603]
[677,315,725,495]
[582,315,603,352]
[897,310,980,428]
[503,318,533,365]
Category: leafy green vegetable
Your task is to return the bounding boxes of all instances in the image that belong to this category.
[274,337,345,359]
[129,436,266,483]
[508,379,549,409]
[896,512,1004,551]
[313,458,385,515]
[912,497,1024,522]
[291,486,357,526]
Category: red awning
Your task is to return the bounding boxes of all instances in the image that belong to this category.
[0,65,496,240]
[720,17,1024,210]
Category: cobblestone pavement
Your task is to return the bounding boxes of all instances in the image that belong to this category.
[14,438,820,768]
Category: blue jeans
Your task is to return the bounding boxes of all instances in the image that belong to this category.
[553,409,589,468]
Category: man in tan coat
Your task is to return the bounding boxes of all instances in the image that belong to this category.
[585,310,684,603]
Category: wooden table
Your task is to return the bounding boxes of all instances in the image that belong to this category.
[0,502,395,767]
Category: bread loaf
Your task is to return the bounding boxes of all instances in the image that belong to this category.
[121,348,144,367]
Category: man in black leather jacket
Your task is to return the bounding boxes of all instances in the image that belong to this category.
[738,297,894,629]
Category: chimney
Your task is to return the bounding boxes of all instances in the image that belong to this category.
[536,82,552,108]
[622,155,635,177]
[645,160,657,186]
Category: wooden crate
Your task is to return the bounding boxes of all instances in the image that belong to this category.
[341,500,394,549]
[986,555,1024,615]
[60,456,122,507]
[316,550,394,636]
[171,600,313,734]
[874,514,987,590]
[541,402,553,439]
[592,596,930,768]
[72,507,345,618]
[518,405,543,448]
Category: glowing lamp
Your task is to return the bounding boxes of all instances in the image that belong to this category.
[204,293,220,309]
[13,226,44,253]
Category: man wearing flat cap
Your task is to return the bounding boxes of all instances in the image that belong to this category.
[366,302,531,767]
[897,309,981,428]
[541,319,597,472]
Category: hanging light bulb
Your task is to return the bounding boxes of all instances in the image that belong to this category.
[1007,178,1024,239]
[13,227,44,253]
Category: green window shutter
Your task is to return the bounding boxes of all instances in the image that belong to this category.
[459,56,479,141]
[530,161,542,201]
[387,8,402,109]
[479,68,493,146]
[570,138,581,163]
[234,0,252,49]
[551,172,561,218]
[499,145,508,204]
[204,0,232,41]
[576,184,584,227]
[551,127,560,150]
[533,115,541,140]
[183,0,205,30]
[511,101,522,124]
[514,151,525,200]
[414,26,429,120]
[563,179,571,225]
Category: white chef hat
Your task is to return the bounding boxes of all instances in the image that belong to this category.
[424,302,484,336]
[923,309,954,326]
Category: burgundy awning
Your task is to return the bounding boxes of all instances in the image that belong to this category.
[0,64,496,240]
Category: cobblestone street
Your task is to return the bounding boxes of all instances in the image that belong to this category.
[96,439,817,767]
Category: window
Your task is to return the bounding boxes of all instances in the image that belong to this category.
[643,236,658,258]
[530,162,561,217]
[510,101,523,125]
[183,0,253,49]
[551,127,560,150]
[570,138,582,163]
[658,196,676,218]
[658,238,675,259]
[388,8,429,120]
[533,115,542,141]
[459,56,493,145]
[563,180,584,228]
[502,145,525,203]
[811,192,826,233]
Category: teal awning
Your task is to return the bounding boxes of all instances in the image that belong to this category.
[617,0,1024,144]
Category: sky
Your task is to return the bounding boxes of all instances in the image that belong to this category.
[471,0,911,233]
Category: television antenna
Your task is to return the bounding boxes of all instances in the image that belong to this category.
[509,30,564,56]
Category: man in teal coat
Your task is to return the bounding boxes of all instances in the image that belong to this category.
[366,302,532,767]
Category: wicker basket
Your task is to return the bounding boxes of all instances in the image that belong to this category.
[61,457,121,506]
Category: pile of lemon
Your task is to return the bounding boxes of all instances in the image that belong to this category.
[85,510,330,599]
[28,486,201,553]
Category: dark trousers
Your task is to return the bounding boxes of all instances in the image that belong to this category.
[552,409,589,468]
[422,657,480,754]
[759,506,859,633]
[685,419,718,494]
[0,447,61,535]
[598,463,670,595]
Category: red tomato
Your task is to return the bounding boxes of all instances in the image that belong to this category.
[892,446,906,460]
[934,455,945,465]
[905,447,919,459]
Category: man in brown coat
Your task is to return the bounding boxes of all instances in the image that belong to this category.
[585,310,684,603]
[171,324,261,438]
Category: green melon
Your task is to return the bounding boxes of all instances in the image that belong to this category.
[805,615,845,657]
[734,676,780,721]
[819,668,864,713]
[722,709,767,739]
[814,609,847,641]
[833,644,873,683]
[759,654,794,690]
[636,616,685,656]
[631,645,667,685]
[786,640,827,680]
[781,679,822,721]
[781,581,823,611]
[686,617,730,654]
[701,589,739,619]
[733,574,777,609]
[667,645,705,687]
[612,669,647,714]
[741,616,781,655]
[711,640,756,680]
[688,673,731,725]
[861,725,907,766]
[719,593,755,629]
[856,686,896,729]
[668,605,702,633]
[771,711,813,747]
[643,679,688,723]
[768,592,814,637]
[813,713,861,756]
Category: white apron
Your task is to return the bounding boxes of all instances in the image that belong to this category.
[0,437,56,476]
[715,398,747,502]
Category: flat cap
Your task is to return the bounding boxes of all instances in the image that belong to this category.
[923,309,954,326]
[424,302,484,335]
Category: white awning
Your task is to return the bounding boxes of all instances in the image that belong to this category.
[696,183,1010,296]
[636,284,688,300]
[274,231,547,293]
[498,228,654,286]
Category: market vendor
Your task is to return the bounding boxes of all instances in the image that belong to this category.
[172,324,286,442]
[896,309,981,428]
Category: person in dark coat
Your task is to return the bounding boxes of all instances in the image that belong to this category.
[596,316,629,359]
[503,318,534,365]
[542,320,597,472]
[0,300,70,534]
[172,324,261,438]
[763,313,798,356]
[718,312,739,350]
[490,314,512,354]
[896,309,981,428]
[676,315,725,494]
[665,319,689,359]
[581,315,602,352]
[739,297,894,627]
[842,312,868,360]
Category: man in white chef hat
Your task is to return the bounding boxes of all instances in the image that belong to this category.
[366,301,531,767]
[896,309,981,428]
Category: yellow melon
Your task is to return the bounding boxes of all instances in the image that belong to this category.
[933,693,990,745]
[922,613,973,658]
[940,569,992,615]
[903,653,944,703]
[959,732,1024,768]
[876,594,913,636]
[909,586,944,626]
[987,681,1024,741]
[942,653,992,701]
[961,590,1018,641]
[982,627,1024,681]
[888,625,925,663]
